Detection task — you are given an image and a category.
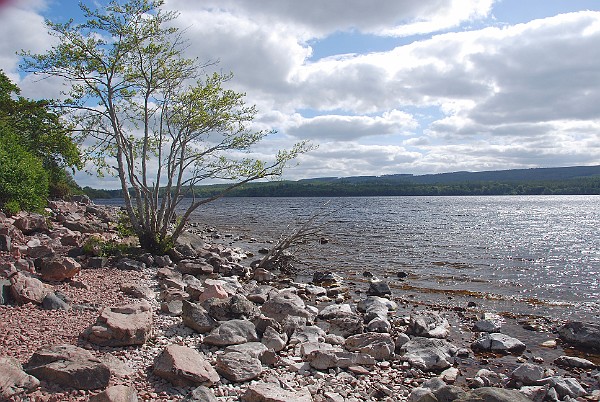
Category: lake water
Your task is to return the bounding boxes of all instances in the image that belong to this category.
[185,195,600,322]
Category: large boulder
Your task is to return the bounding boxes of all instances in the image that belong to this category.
[215,351,264,382]
[344,332,395,361]
[37,256,81,281]
[153,345,219,387]
[408,312,450,339]
[203,319,258,346]
[10,272,51,304]
[14,214,48,234]
[261,292,313,322]
[181,301,218,334]
[0,356,40,400]
[471,333,526,354]
[242,383,313,402]
[88,385,139,402]
[83,301,153,346]
[454,387,531,402]
[201,294,260,321]
[558,321,600,351]
[306,349,376,370]
[25,344,110,390]
[399,337,457,372]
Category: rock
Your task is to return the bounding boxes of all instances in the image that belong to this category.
[367,280,391,296]
[253,268,275,282]
[540,376,587,399]
[261,326,288,352]
[183,385,218,402]
[242,382,313,402]
[471,333,526,354]
[10,272,51,304]
[72,194,92,204]
[153,345,220,387]
[87,256,108,268]
[440,367,460,384]
[306,349,376,370]
[367,316,392,333]
[197,282,229,304]
[511,363,546,385]
[474,313,503,333]
[63,220,100,233]
[305,284,327,296]
[0,234,11,252]
[215,351,263,382]
[261,292,313,322]
[26,244,55,259]
[182,301,218,333]
[399,337,457,371]
[0,356,40,400]
[83,301,153,346]
[37,256,81,281]
[25,344,110,390]
[318,303,353,319]
[224,342,269,359]
[177,260,214,276]
[201,294,260,321]
[289,325,326,345]
[519,385,549,402]
[42,292,71,310]
[247,285,277,304]
[312,271,343,286]
[161,300,183,316]
[558,321,600,351]
[454,387,531,402]
[395,333,411,351]
[344,332,395,360]
[116,258,146,271]
[120,283,155,300]
[408,312,450,339]
[554,355,596,369]
[469,369,508,388]
[89,385,139,402]
[326,313,365,337]
[154,255,172,267]
[0,279,11,305]
[203,319,258,346]
[407,387,437,402]
[14,214,48,234]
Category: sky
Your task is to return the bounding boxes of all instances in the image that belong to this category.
[1,0,600,189]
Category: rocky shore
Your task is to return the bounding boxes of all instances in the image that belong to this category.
[1,199,599,401]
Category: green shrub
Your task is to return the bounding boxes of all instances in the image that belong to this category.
[0,124,49,214]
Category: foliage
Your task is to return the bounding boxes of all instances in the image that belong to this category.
[0,70,82,201]
[83,235,135,257]
[0,123,50,214]
[22,0,311,253]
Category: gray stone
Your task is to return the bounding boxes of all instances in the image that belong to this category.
[247,285,277,304]
[0,356,40,400]
[241,382,313,402]
[326,313,364,337]
[88,385,138,402]
[395,333,411,351]
[154,345,220,387]
[261,291,313,322]
[215,351,263,382]
[400,337,457,372]
[540,376,587,399]
[0,234,11,252]
[474,313,503,333]
[408,312,450,339]
[182,301,218,333]
[471,333,526,354]
[202,294,260,321]
[224,342,269,359]
[116,258,146,271]
[42,292,71,310]
[25,344,110,390]
[511,363,546,385]
[344,332,395,360]
[183,386,218,402]
[367,317,392,333]
[261,326,287,352]
[83,301,153,346]
[289,325,326,345]
[87,257,108,268]
[161,300,183,316]
[154,255,172,267]
[177,260,214,276]
[306,349,376,370]
[120,283,155,300]
[558,321,600,351]
[469,369,508,388]
[203,319,258,346]
[367,280,391,296]
[554,355,596,369]
[318,304,353,319]
[454,387,531,402]
[0,279,12,305]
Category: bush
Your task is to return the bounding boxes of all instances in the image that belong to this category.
[0,124,49,214]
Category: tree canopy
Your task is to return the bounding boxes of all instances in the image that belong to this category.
[21,0,311,252]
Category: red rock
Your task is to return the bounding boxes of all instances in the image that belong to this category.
[198,283,228,303]
[83,301,153,346]
[153,345,220,387]
[10,272,51,304]
[0,356,40,399]
[38,257,81,281]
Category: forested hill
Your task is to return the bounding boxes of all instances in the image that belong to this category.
[84,165,600,198]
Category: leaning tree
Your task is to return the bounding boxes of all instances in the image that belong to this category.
[22,0,311,253]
